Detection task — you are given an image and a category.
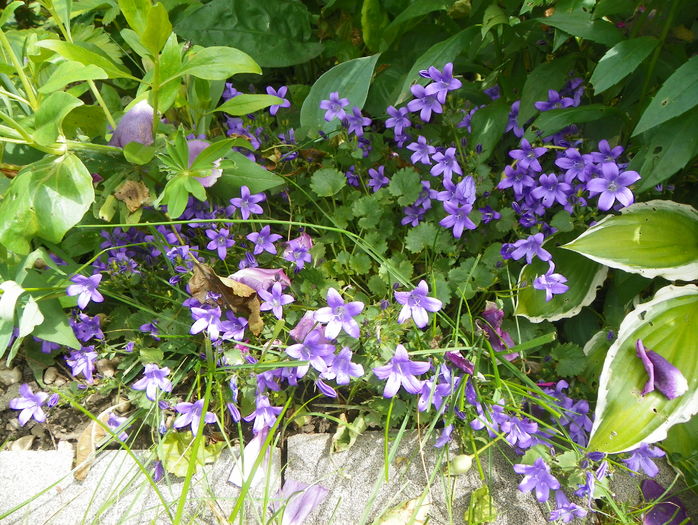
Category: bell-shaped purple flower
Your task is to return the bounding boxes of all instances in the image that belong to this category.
[314,287,364,339]
[173,399,217,436]
[641,479,689,525]
[372,344,430,398]
[636,339,688,400]
[394,280,443,329]
[269,479,329,525]
[513,457,560,502]
[132,364,173,401]
[66,273,104,310]
[9,383,49,426]
[109,100,154,148]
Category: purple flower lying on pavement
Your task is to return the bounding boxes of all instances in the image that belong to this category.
[314,287,364,339]
[373,344,430,398]
[266,85,291,116]
[173,399,217,436]
[394,280,443,329]
[9,383,49,426]
[533,262,569,302]
[586,163,640,211]
[434,424,454,448]
[258,282,295,319]
[635,339,688,400]
[132,364,173,401]
[66,273,104,310]
[641,479,690,525]
[319,92,350,122]
[269,479,329,525]
[622,442,665,477]
[109,100,154,148]
[513,457,560,502]
[548,490,588,523]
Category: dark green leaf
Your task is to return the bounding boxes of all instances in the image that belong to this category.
[62,105,107,139]
[361,0,389,53]
[35,40,135,79]
[529,104,619,138]
[590,37,658,94]
[405,222,439,253]
[214,94,283,116]
[124,142,156,165]
[537,11,622,46]
[32,92,83,146]
[310,167,346,197]
[38,61,108,94]
[380,0,449,50]
[551,343,586,377]
[481,4,508,38]
[518,54,577,126]
[387,167,420,205]
[470,99,509,161]
[633,55,698,136]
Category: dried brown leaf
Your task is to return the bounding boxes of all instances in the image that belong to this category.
[74,413,109,480]
[114,180,150,212]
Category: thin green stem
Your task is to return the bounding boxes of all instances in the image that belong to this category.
[0,30,38,109]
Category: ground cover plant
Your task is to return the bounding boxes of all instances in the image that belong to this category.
[0,0,697,523]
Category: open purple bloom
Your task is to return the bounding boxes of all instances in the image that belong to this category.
[219,312,248,341]
[314,288,364,339]
[174,399,217,436]
[434,424,454,448]
[373,344,431,398]
[534,89,575,112]
[586,163,640,211]
[109,100,154,148]
[423,62,461,103]
[344,106,372,137]
[230,268,291,293]
[502,416,538,449]
[385,105,411,135]
[367,165,389,192]
[533,262,569,302]
[555,148,594,182]
[283,233,313,270]
[623,442,665,477]
[497,165,535,198]
[243,394,283,433]
[510,233,552,264]
[513,457,560,502]
[636,339,687,400]
[285,328,335,378]
[190,304,224,340]
[228,185,265,220]
[394,280,443,329]
[67,274,104,310]
[591,139,624,165]
[548,490,588,523]
[324,346,364,385]
[66,346,98,383]
[509,139,548,172]
[9,383,49,425]
[406,136,436,165]
[430,147,462,178]
[132,364,173,401]
[107,412,129,442]
[319,92,350,122]
[266,86,291,115]
[258,282,295,320]
[437,176,476,206]
[641,479,689,525]
[72,313,104,342]
[139,321,160,340]
[269,479,329,525]
[247,225,283,255]
[505,100,524,137]
[407,84,442,122]
[439,201,477,239]
[531,173,571,207]
[206,228,235,260]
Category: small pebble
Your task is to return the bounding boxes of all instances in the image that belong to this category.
[9,435,34,451]
[0,367,22,386]
[7,419,20,431]
[44,366,59,384]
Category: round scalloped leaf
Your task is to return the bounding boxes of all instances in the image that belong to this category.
[562,200,698,281]
[515,232,608,323]
[588,285,698,453]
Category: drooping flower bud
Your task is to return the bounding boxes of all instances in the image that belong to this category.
[636,339,688,400]
[109,100,154,148]
[228,267,291,294]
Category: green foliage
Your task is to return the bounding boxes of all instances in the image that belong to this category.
[551,343,586,378]
[387,167,421,206]
[310,167,346,197]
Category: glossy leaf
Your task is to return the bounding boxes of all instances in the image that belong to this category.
[516,232,608,322]
[33,298,80,349]
[178,46,261,80]
[300,54,380,135]
[481,4,508,38]
[588,285,698,453]
[0,1,23,26]
[35,40,135,79]
[562,200,698,281]
[310,168,346,197]
[210,151,284,197]
[118,0,150,35]
[32,92,83,146]
[174,0,322,68]
[529,104,619,138]
[361,0,389,53]
[590,37,658,94]
[38,61,108,93]
[537,11,622,46]
[633,55,698,136]
[0,154,94,254]
[214,94,283,116]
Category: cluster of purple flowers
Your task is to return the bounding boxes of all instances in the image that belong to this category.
[320,92,372,137]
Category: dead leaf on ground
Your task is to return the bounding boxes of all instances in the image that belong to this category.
[372,496,432,524]
[114,180,150,212]
[188,262,264,335]
[74,413,110,480]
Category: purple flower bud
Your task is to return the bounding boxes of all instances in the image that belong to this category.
[109,100,154,148]
[187,139,223,187]
[636,339,688,400]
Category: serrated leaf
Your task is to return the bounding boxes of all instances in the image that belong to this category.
[405,223,439,253]
[310,168,346,197]
[388,167,420,205]
[552,343,586,377]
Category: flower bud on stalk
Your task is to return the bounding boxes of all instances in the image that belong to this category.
[109,100,154,148]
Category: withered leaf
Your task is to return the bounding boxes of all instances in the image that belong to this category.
[114,180,150,212]
[188,262,264,335]
[74,413,110,480]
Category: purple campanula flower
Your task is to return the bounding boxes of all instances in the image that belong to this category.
[34,337,61,354]
[109,100,154,148]
[315,378,337,398]
[228,186,265,220]
[266,86,291,115]
[483,85,500,100]
[190,304,224,340]
[258,282,294,320]
[343,106,372,137]
[406,136,436,165]
[9,383,49,425]
[283,233,313,270]
[385,105,411,135]
[497,165,535,198]
[131,364,173,401]
[367,165,389,192]
[71,313,104,342]
[635,340,688,400]
[423,62,461,103]
[513,457,560,502]
[223,82,240,100]
[533,262,569,302]
[238,251,259,269]
[314,288,364,339]
[641,479,690,525]
[229,267,291,293]
[174,399,217,436]
[548,490,588,522]
[505,100,524,137]
[477,302,517,359]
[289,310,317,342]
[65,346,98,383]
[623,442,665,477]
[501,416,538,449]
[434,424,454,448]
[439,201,477,238]
[394,280,443,329]
[323,346,364,385]
[555,148,594,182]
[586,163,640,211]
[437,176,475,206]
[407,84,442,122]
[430,147,462,178]
[205,228,235,260]
[345,165,359,187]
[401,205,426,227]
[320,92,350,122]
[373,344,431,398]
[243,394,283,433]
[418,377,451,413]
[247,225,283,255]
[591,139,624,165]
[534,89,575,112]
[269,479,329,525]
[107,412,129,441]
[531,173,571,208]
[139,321,160,340]
[66,274,104,310]
[479,206,501,223]
[510,233,552,264]
[285,328,335,378]
[509,139,548,172]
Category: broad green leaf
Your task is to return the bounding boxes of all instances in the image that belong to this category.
[35,40,135,79]
[18,296,43,337]
[38,61,108,93]
[173,0,322,68]
[388,167,420,206]
[528,104,619,138]
[518,54,577,126]
[120,28,150,58]
[159,175,190,219]
[33,298,80,349]
[590,37,658,94]
[481,4,508,38]
[123,142,156,165]
[63,105,107,139]
[0,1,23,26]
[379,0,449,50]
[209,151,284,196]
[405,222,439,254]
[633,55,698,136]
[588,285,698,453]
[536,11,622,46]
[214,94,283,116]
[361,0,389,53]
[141,2,171,56]
[516,233,608,323]
[310,168,346,198]
[32,92,83,146]
[0,154,94,254]
[562,200,698,281]
[469,98,509,161]
[300,54,380,135]
[178,46,261,80]
[118,0,150,35]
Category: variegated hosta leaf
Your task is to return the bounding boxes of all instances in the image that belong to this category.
[562,200,698,281]
[516,232,608,322]
[588,285,698,453]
